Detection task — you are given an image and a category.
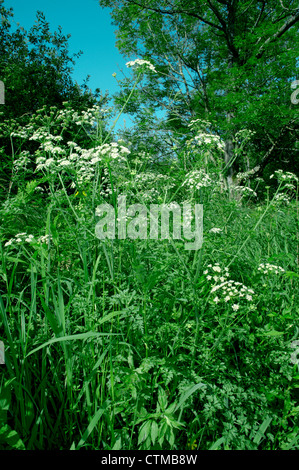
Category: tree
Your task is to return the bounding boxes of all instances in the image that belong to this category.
[0,1,110,198]
[0,1,101,119]
[98,0,299,185]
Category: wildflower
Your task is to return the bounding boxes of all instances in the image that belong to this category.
[258,263,285,274]
[126,58,157,73]
[212,266,221,273]
[232,304,239,311]
[38,235,52,244]
[209,228,223,234]
[273,193,291,205]
[187,439,197,450]
[59,160,72,167]
[183,169,214,190]
[270,169,298,183]
[204,264,254,306]
[234,186,257,197]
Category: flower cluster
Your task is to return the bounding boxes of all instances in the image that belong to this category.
[203,263,254,311]
[187,119,225,152]
[236,166,260,182]
[203,263,230,284]
[183,169,214,191]
[258,263,285,275]
[126,59,157,73]
[34,141,130,186]
[9,104,111,147]
[4,233,52,247]
[13,151,31,171]
[233,186,257,198]
[272,193,291,206]
[270,169,298,184]
[188,119,211,130]
[120,171,174,203]
[194,133,225,151]
[209,227,223,234]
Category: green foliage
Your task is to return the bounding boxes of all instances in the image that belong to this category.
[99,0,299,180]
[0,0,299,451]
[0,1,110,201]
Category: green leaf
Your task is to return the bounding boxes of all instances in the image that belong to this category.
[112,436,122,450]
[138,420,152,445]
[0,424,26,450]
[158,386,168,411]
[151,421,159,445]
[253,417,272,445]
[261,330,284,337]
[209,436,225,450]
[75,402,108,450]
[25,330,119,358]
[158,421,167,447]
[177,382,206,420]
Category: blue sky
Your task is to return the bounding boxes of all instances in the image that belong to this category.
[4,0,135,129]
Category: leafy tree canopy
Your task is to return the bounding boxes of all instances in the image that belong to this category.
[99,0,299,180]
[0,0,104,119]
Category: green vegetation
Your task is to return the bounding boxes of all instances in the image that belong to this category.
[0,0,298,451]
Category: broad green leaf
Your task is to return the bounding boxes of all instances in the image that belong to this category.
[0,424,26,450]
[138,420,152,445]
[151,420,159,445]
[209,436,225,450]
[253,417,272,445]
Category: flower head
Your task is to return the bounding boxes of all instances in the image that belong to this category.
[126,59,157,73]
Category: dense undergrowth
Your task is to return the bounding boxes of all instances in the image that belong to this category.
[0,74,299,450]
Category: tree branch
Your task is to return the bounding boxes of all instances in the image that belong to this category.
[124,0,226,32]
[256,9,299,58]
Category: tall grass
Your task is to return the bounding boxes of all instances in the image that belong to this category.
[0,101,299,450]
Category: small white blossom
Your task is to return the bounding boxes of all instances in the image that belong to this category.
[126,58,157,73]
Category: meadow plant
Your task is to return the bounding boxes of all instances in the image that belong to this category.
[0,58,298,451]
